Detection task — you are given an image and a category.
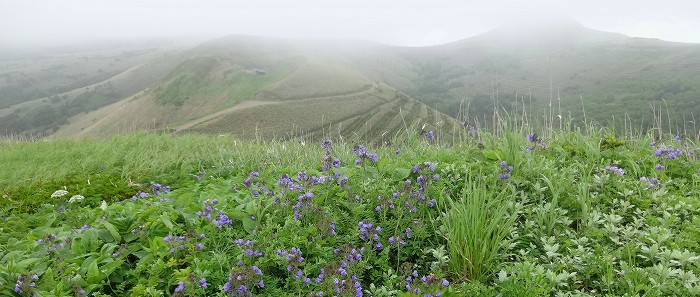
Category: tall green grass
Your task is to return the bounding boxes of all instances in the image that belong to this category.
[442,169,520,282]
[0,133,345,212]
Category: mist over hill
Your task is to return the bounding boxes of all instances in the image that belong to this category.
[2,19,700,139]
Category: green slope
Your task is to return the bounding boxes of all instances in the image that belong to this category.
[66,36,461,143]
[348,20,700,133]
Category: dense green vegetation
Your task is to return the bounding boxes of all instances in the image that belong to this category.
[2,127,700,296]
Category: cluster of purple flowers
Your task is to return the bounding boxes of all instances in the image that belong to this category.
[163,234,188,254]
[37,233,65,255]
[151,183,171,196]
[196,199,218,219]
[402,162,438,209]
[131,191,150,200]
[36,233,56,245]
[239,171,273,197]
[174,281,185,294]
[130,183,171,201]
[172,275,208,295]
[353,145,378,165]
[413,162,436,175]
[14,274,38,296]
[278,247,305,279]
[358,221,383,250]
[278,174,303,194]
[605,165,625,176]
[404,271,450,296]
[223,263,264,296]
[375,195,396,212]
[196,199,234,229]
[655,164,665,170]
[214,212,233,229]
[233,239,263,257]
[321,139,342,172]
[388,235,407,247]
[499,161,514,180]
[655,147,684,160]
[277,171,335,199]
[292,192,315,220]
[243,171,259,189]
[322,155,342,172]
[314,247,365,297]
[337,173,349,187]
[422,130,436,142]
[330,220,337,236]
[525,133,545,152]
[387,227,413,247]
[163,232,205,254]
[321,139,333,153]
[640,176,665,189]
[315,269,326,285]
[330,275,363,297]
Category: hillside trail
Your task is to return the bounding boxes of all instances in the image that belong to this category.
[172,100,275,131]
[173,83,378,132]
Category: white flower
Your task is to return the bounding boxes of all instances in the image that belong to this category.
[68,195,85,203]
[51,190,68,198]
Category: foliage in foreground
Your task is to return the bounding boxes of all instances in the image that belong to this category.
[1,130,700,296]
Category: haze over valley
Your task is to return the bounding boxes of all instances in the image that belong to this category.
[2,1,700,141]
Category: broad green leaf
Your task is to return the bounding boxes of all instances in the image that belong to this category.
[160,213,174,231]
[87,260,101,283]
[392,168,411,181]
[101,221,121,243]
[101,261,121,277]
[71,238,86,255]
[15,258,41,271]
[80,255,98,275]
[483,149,502,161]
[82,229,99,249]
[241,216,256,234]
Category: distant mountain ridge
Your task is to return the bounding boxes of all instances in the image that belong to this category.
[3,20,700,139]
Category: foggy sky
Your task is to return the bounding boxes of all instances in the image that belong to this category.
[1,0,699,48]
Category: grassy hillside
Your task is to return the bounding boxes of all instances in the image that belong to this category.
[2,128,700,296]
[5,23,700,139]
[185,79,461,144]
[67,37,461,144]
[0,47,159,108]
[0,50,183,136]
[357,21,700,134]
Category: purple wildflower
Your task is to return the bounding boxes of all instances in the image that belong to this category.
[330,221,337,236]
[605,165,625,176]
[174,281,185,293]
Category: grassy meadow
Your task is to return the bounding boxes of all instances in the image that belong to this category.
[2,124,700,296]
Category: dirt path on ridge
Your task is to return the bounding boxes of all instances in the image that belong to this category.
[173,100,274,132]
[173,83,378,132]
